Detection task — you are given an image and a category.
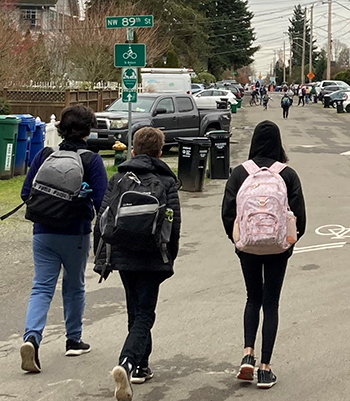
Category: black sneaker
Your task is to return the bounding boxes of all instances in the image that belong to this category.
[112,365,133,401]
[237,354,255,381]
[65,339,91,356]
[20,335,41,373]
[131,366,154,384]
[257,369,277,389]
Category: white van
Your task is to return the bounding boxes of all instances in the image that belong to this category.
[141,68,192,94]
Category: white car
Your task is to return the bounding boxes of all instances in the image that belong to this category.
[192,89,237,109]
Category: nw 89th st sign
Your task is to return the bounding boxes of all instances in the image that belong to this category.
[106,15,153,28]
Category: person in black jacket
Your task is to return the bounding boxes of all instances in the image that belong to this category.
[222,120,306,389]
[93,127,181,401]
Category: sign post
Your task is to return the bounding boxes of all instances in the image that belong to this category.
[106,15,153,159]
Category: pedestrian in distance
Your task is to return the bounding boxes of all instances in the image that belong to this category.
[93,127,181,401]
[222,120,306,389]
[281,90,292,119]
[20,104,108,373]
[262,92,272,110]
[297,85,305,106]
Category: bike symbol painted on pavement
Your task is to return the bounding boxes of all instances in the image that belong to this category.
[294,224,348,254]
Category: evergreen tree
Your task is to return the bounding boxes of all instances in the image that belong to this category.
[205,0,258,79]
[288,5,317,68]
[314,49,327,81]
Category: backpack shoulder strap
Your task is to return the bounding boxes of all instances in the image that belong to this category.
[269,161,287,174]
[77,149,94,165]
[242,160,260,175]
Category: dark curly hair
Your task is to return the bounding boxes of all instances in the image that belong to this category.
[56,104,97,141]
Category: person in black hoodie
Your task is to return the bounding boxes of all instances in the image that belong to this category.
[222,120,306,389]
[93,127,181,401]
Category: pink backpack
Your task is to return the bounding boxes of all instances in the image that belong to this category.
[233,160,296,255]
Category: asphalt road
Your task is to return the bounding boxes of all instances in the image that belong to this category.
[2,94,350,401]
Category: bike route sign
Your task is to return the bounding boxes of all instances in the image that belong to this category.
[122,67,137,103]
[106,15,153,28]
[114,44,146,67]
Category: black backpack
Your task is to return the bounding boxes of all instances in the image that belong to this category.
[99,171,170,256]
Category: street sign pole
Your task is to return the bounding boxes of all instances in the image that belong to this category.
[107,15,152,159]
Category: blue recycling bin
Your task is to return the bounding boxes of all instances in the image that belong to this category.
[14,114,35,175]
[28,119,46,166]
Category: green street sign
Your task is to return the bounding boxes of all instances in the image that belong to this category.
[106,15,153,29]
[115,44,146,67]
[122,91,137,103]
[122,68,137,89]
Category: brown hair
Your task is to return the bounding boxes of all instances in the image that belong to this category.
[133,127,165,157]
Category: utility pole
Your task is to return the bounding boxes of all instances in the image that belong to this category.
[290,37,292,78]
[327,0,332,79]
[283,41,286,83]
[309,4,314,81]
[301,7,307,84]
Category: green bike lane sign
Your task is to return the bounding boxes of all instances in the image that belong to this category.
[114,44,146,67]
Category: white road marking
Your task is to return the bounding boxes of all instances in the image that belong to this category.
[294,242,346,254]
[340,151,350,155]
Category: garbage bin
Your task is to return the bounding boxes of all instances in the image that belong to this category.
[28,117,46,166]
[216,99,228,109]
[231,102,238,114]
[324,96,330,108]
[206,130,231,179]
[0,115,20,180]
[176,137,210,192]
[14,114,35,175]
[236,98,242,108]
[336,99,344,114]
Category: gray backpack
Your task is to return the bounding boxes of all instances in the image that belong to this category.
[25,148,93,228]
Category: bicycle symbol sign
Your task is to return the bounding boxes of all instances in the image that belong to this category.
[315,225,350,239]
[114,44,146,67]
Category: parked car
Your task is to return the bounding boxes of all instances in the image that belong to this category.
[341,96,350,113]
[88,93,232,151]
[319,83,350,101]
[324,89,350,108]
[217,85,242,98]
[192,89,237,109]
[216,80,245,96]
[315,80,350,97]
[191,83,205,94]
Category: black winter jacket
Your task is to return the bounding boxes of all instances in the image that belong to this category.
[93,155,181,278]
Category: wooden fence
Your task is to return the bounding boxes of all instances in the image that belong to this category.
[0,84,143,122]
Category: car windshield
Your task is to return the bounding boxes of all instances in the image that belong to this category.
[107,97,155,113]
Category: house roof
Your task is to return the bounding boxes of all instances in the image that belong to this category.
[16,0,58,6]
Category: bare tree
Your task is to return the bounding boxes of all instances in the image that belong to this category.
[64,2,168,85]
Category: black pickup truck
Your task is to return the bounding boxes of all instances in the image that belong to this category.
[87,93,231,151]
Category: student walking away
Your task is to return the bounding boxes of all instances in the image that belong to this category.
[93,127,181,401]
[281,91,292,119]
[221,120,306,389]
[20,104,108,373]
[262,93,272,110]
[297,86,305,106]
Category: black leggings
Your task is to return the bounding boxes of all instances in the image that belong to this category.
[282,106,290,118]
[239,252,288,364]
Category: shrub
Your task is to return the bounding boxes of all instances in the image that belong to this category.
[0,98,11,114]
[192,72,216,85]
[334,70,350,85]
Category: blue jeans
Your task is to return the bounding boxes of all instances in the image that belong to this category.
[24,233,90,346]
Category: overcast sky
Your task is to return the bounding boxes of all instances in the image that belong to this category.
[247,0,350,77]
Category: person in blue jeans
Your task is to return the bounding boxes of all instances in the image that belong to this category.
[20,104,108,373]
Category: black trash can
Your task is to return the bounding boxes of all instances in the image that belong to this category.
[176,137,211,192]
[206,130,231,179]
[324,95,330,108]
[336,99,344,113]
[216,99,228,109]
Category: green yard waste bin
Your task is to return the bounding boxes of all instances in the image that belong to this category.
[236,98,242,108]
[231,103,238,114]
[0,115,20,180]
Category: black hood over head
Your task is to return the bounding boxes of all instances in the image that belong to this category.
[248,120,286,162]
